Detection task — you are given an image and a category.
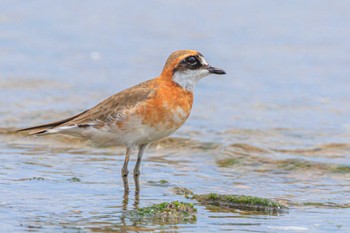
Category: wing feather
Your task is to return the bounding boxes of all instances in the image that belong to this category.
[18,79,156,135]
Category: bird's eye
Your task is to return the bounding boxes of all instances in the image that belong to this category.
[186,56,197,65]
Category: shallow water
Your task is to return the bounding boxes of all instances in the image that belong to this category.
[1,1,350,232]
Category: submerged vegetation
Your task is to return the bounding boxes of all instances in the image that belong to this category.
[147,179,170,186]
[126,201,197,224]
[67,177,81,182]
[216,158,242,167]
[173,187,287,214]
[217,155,350,174]
[193,193,286,213]
[172,187,194,196]
[302,202,350,208]
[23,177,45,181]
[125,187,286,225]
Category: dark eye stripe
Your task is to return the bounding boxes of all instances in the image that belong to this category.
[174,55,204,73]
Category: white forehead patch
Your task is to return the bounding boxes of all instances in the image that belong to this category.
[199,55,208,66]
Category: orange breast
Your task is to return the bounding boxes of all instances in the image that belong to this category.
[136,78,193,130]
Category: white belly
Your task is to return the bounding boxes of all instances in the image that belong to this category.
[52,114,185,147]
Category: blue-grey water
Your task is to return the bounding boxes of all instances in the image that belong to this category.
[1,1,350,232]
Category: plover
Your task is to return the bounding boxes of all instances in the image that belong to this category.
[18,50,226,194]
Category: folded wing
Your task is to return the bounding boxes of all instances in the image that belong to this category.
[18,80,156,135]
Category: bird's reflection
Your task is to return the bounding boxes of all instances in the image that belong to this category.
[120,189,141,231]
[122,189,140,211]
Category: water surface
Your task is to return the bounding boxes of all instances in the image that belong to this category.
[1,1,350,232]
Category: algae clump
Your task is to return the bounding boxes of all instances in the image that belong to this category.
[67,177,81,182]
[127,201,197,224]
[217,158,241,167]
[172,187,194,196]
[193,193,286,213]
[173,187,287,213]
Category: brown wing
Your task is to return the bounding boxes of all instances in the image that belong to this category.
[18,79,156,135]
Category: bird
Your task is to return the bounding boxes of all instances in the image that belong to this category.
[18,50,226,194]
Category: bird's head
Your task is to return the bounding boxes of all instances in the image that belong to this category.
[160,50,226,91]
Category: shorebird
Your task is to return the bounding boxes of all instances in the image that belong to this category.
[18,50,226,194]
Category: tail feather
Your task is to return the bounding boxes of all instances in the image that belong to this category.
[17,110,88,135]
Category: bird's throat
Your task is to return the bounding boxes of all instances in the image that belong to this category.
[172,69,210,91]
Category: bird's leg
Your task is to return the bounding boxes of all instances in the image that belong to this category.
[122,146,134,194]
[133,143,149,194]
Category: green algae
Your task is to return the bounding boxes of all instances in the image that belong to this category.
[332,165,350,173]
[30,177,45,181]
[67,177,81,182]
[173,187,287,214]
[147,179,170,186]
[217,158,241,167]
[172,187,194,196]
[192,193,286,213]
[126,201,197,224]
[276,159,314,170]
[276,159,350,173]
[19,177,45,181]
[302,202,350,208]
[217,153,350,174]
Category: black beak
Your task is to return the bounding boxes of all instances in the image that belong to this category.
[207,66,226,75]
